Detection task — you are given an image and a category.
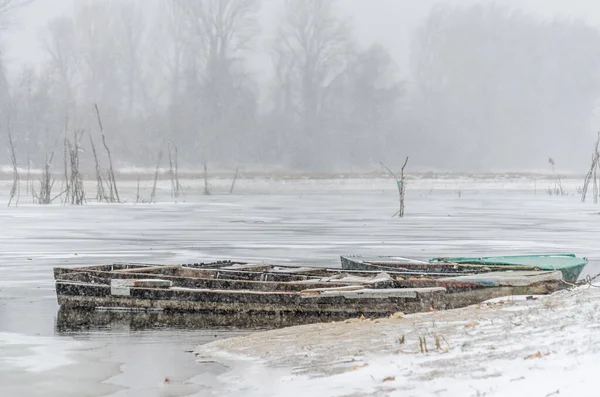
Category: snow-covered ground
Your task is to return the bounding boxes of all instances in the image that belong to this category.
[0,176,599,396]
[195,286,600,397]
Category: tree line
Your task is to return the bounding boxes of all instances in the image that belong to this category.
[1,1,600,173]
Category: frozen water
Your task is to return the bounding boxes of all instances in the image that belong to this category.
[0,176,598,396]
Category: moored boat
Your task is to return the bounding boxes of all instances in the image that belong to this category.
[340,255,520,276]
[53,261,564,323]
[429,254,588,284]
[341,254,588,283]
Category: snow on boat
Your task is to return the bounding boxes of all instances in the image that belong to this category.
[53,261,564,323]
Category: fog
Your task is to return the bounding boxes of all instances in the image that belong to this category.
[2,0,600,173]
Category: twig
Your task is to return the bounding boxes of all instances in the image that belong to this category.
[50,188,69,203]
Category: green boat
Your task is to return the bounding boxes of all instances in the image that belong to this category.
[429,254,588,284]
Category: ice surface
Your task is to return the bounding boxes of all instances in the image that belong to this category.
[1,176,599,396]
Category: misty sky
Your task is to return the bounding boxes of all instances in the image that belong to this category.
[4,0,600,80]
[2,0,600,172]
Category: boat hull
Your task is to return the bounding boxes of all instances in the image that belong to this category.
[55,281,446,318]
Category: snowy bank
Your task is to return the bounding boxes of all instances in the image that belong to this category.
[194,286,600,396]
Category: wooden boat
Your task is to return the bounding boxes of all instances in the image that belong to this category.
[340,255,513,275]
[341,254,588,283]
[53,261,564,322]
[429,254,588,284]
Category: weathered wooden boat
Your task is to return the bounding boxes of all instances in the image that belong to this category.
[54,261,564,321]
[340,255,520,275]
[341,254,588,283]
[429,254,588,284]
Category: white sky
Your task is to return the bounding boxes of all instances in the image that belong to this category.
[2,0,599,80]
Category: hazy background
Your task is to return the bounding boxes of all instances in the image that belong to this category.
[2,0,600,174]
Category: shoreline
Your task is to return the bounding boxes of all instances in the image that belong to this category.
[0,168,586,182]
[193,285,600,396]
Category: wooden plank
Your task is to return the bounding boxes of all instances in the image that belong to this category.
[439,271,562,287]
[302,287,447,299]
[56,269,360,292]
[113,265,181,274]
[110,279,173,296]
[218,264,273,271]
[300,285,365,295]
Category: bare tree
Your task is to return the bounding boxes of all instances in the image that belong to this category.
[150,146,163,203]
[66,130,85,205]
[41,16,79,109]
[412,4,600,170]
[94,104,120,202]
[273,0,350,168]
[548,157,564,196]
[112,0,146,114]
[381,158,409,218]
[175,0,258,67]
[148,1,187,141]
[0,0,35,30]
[33,152,55,205]
[582,133,600,203]
[167,142,183,198]
[74,1,123,108]
[174,0,259,163]
[88,132,107,202]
